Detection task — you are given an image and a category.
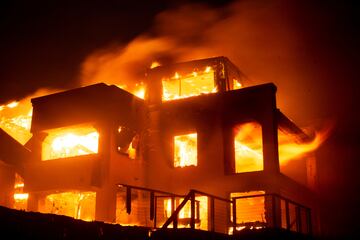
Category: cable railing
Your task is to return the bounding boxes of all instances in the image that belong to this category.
[116,184,312,235]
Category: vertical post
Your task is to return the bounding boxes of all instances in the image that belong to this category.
[232,199,237,234]
[126,187,132,214]
[285,201,290,230]
[271,195,281,228]
[272,195,277,228]
[172,196,178,229]
[296,206,301,232]
[154,196,157,228]
[210,197,215,232]
[307,208,312,235]
[261,87,280,174]
[190,191,196,229]
[150,191,155,221]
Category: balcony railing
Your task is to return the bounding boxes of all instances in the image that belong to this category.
[116,184,311,235]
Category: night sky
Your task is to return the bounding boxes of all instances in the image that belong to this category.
[1,0,359,238]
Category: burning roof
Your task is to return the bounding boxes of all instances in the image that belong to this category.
[0,128,31,168]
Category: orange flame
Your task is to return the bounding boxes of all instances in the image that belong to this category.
[39,191,96,221]
[13,173,28,210]
[174,133,197,167]
[234,121,332,171]
[42,126,99,160]
[0,89,61,145]
[162,66,217,101]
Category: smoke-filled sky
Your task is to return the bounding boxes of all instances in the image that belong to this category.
[1,0,359,237]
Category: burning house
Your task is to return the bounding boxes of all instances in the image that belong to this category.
[0,56,320,236]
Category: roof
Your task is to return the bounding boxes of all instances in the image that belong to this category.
[0,128,32,167]
[31,83,145,132]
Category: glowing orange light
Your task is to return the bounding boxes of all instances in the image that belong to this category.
[174,133,197,167]
[162,66,217,101]
[42,126,99,160]
[234,122,263,173]
[233,79,242,90]
[39,191,96,221]
[150,61,161,69]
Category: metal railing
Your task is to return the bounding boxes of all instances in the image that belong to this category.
[231,193,312,235]
[116,184,312,235]
[161,189,232,233]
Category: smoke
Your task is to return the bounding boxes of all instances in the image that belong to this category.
[80,0,339,127]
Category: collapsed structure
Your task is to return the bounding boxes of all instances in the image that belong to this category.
[0,57,319,235]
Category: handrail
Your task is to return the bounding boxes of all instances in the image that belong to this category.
[117,183,183,197]
[231,193,311,211]
[116,184,312,235]
[162,190,193,229]
[191,189,232,203]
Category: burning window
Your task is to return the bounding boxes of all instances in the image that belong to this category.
[116,126,138,160]
[39,191,96,221]
[162,66,217,101]
[174,133,197,167]
[13,173,28,210]
[164,196,208,230]
[0,101,33,145]
[42,125,99,160]
[231,191,266,228]
[234,122,263,173]
[116,188,152,226]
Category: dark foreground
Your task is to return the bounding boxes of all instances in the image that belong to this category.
[0,206,315,240]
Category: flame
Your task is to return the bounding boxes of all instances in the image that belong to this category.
[234,122,331,171]
[278,126,331,165]
[174,133,197,167]
[7,101,19,108]
[231,191,265,224]
[115,83,145,99]
[150,61,161,69]
[164,196,208,230]
[42,126,99,160]
[13,173,28,210]
[14,193,29,200]
[134,82,146,99]
[233,79,242,89]
[39,191,96,221]
[234,122,263,172]
[0,89,60,145]
[162,66,217,101]
[0,102,32,145]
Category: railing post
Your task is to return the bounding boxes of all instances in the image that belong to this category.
[150,191,155,221]
[232,198,237,234]
[190,191,196,229]
[285,201,290,230]
[172,196,178,229]
[272,195,277,228]
[126,187,131,214]
[154,196,157,228]
[296,206,301,232]
[210,197,215,232]
[307,208,312,235]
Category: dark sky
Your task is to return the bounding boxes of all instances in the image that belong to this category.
[1,0,359,238]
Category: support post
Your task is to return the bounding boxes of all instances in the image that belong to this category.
[190,191,195,229]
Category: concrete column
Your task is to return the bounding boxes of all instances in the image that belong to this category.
[94,123,116,222]
[261,107,280,175]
